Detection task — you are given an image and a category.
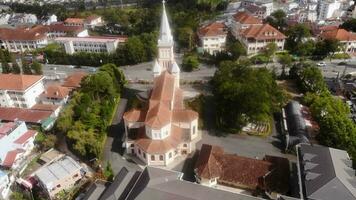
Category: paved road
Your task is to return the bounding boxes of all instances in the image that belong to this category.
[102,96,141,174]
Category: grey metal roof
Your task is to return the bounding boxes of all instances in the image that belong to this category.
[126,166,263,200]
[298,144,356,200]
[82,181,107,200]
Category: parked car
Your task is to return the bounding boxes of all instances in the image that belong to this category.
[317,62,326,67]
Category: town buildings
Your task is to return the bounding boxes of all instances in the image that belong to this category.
[35,156,83,198]
[194,144,289,195]
[241,0,274,16]
[318,0,342,20]
[46,22,89,39]
[123,1,200,167]
[40,84,70,105]
[0,170,10,199]
[0,121,37,170]
[198,22,227,54]
[296,144,356,200]
[319,28,356,53]
[0,74,45,108]
[83,166,262,200]
[55,36,127,54]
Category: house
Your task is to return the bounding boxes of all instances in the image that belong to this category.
[64,18,85,26]
[0,74,45,108]
[319,28,356,53]
[194,144,290,195]
[241,0,274,16]
[123,2,200,167]
[40,84,70,105]
[198,22,227,54]
[281,101,319,150]
[230,11,262,39]
[318,0,342,20]
[35,156,83,198]
[239,23,286,55]
[0,107,55,130]
[83,166,263,200]
[296,144,356,200]
[0,121,37,170]
[244,4,267,19]
[0,26,48,52]
[46,22,89,39]
[62,72,88,89]
[0,170,11,199]
[55,36,127,54]
[84,15,104,28]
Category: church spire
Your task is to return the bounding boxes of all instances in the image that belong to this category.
[159,0,173,44]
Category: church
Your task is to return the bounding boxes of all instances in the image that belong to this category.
[123,1,200,166]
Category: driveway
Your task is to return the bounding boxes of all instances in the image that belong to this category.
[103,94,141,174]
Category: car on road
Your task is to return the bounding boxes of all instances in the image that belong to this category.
[317,62,326,67]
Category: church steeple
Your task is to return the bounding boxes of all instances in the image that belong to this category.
[158,0,173,45]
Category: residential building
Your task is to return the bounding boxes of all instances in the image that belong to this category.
[8,13,38,25]
[35,156,83,198]
[0,74,45,108]
[241,0,274,16]
[198,22,227,54]
[318,0,342,20]
[239,23,286,55]
[230,11,262,39]
[319,28,356,53]
[62,72,88,89]
[40,84,70,105]
[46,22,89,39]
[64,18,85,26]
[296,144,356,200]
[84,15,104,28]
[0,121,37,170]
[282,101,319,150]
[244,4,267,19]
[0,170,11,199]
[55,36,127,54]
[0,107,55,130]
[0,26,48,52]
[123,2,200,167]
[194,144,289,195]
[83,166,263,200]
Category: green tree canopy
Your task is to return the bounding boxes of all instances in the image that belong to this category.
[285,24,312,54]
[265,10,287,32]
[31,61,43,75]
[182,53,199,72]
[340,18,356,32]
[12,60,21,74]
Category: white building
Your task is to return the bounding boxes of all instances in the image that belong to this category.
[40,84,70,105]
[318,0,342,20]
[84,15,104,28]
[35,156,83,198]
[55,36,127,54]
[198,22,227,54]
[0,121,37,170]
[230,11,262,39]
[0,170,10,200]
[0,74,45,108]
[239,23,286,55]
[123,1,200,167]
[0,26,48,52]
[241,0,273,16]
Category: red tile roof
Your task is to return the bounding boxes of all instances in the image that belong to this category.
[42,84,70,99]
[0,107,52,123]
[14,130,37,144]
[195,144,277,190]
[62,72,88,88]
[198,22,227,37]
[233,11,262,25]
[240,24,286,40]
[2,149,23,167]
[64,18,84,24]
[31,104,60,112]
[0,26,48,41]
[319,28,356,41]
[0,74,43,91]
[172,110,198,123]
[135,125,185,154]
[0,122,16,135]
[46,22,85,34]
[123,109,147,123]
[85,15,101,22]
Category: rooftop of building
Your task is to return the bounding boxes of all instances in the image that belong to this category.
[0,74,43,91]
[55,35,128,43]
[298,144,356,200]
[46,22,85,33]
[319,28,356,41]
[233,11,262,24]
[64,18,84,24]
[0,107,52,124]
[198,22,227,37]
[62,72,88,88]
[41,84,70,99]
[0,26,48,41]
[240,23,286,40]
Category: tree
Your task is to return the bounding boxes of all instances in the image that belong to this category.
[120,36,146,64]
[313,39,341,59]
[176,26,195,50]
[22,60,32,75]
[196,0,225,11]
[10,192,28,200]
[1,61,11,74]
[12,59,21,74]
[263,42,278,62]
[340,18,356,32]
[212,61,287,132]
[226,34,246,60]
[265,10,287,32]
[35,133,57,151]
[285,24,312,54]
[277,54,293,77]
[290,62,327,93]
[31,61,43,75]
[182,54,199,72]
[103,161,114,181]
